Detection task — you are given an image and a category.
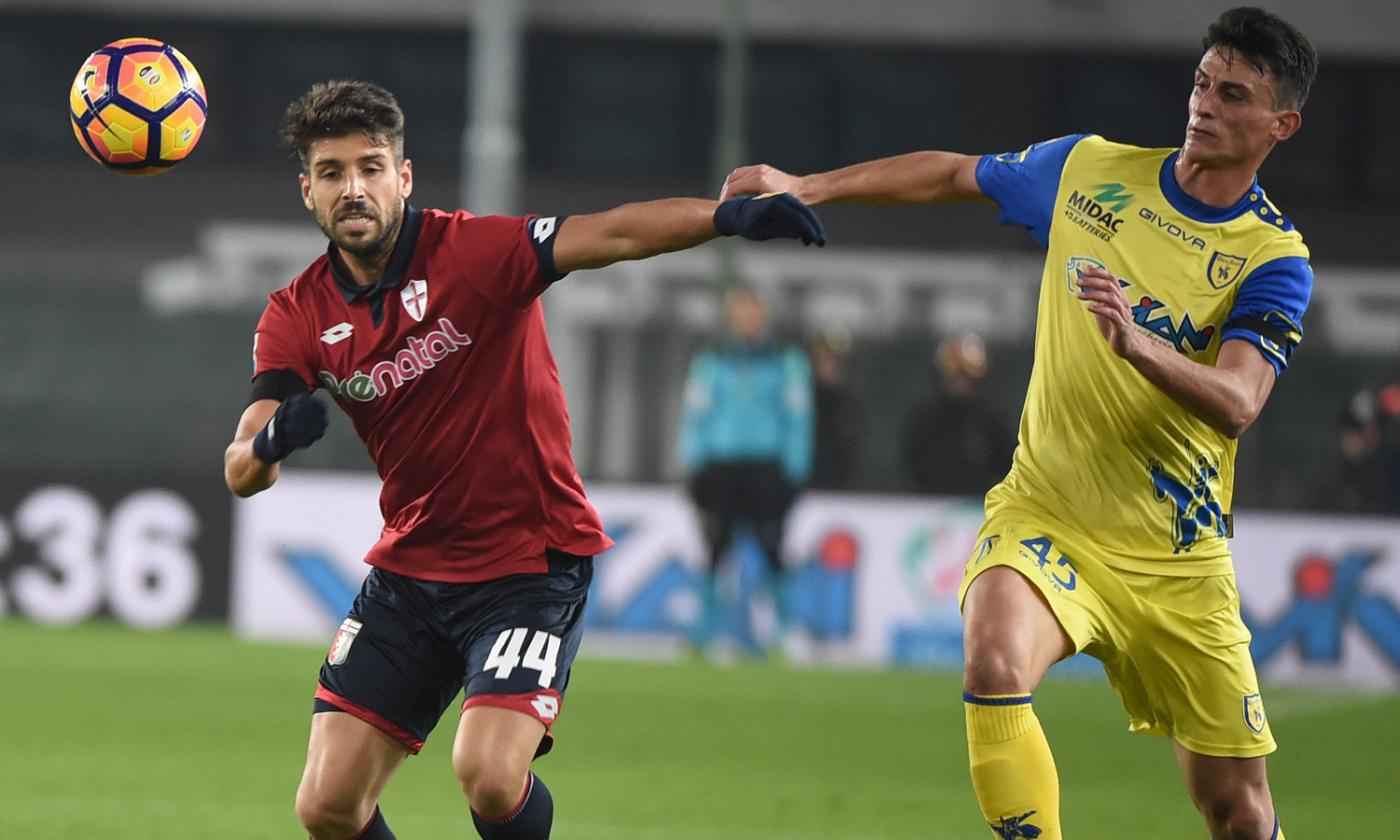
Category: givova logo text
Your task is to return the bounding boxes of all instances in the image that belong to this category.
[1139,207,1207,251]
[319,317,473,402]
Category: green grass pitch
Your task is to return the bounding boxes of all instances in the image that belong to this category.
[1,620,1395,838]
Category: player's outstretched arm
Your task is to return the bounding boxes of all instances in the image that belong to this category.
[223,394,328,496]
[720,152,988,206]
[551,193,825,274]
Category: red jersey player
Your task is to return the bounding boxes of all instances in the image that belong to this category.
[222,80,825,840]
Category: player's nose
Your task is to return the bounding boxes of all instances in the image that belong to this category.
[340,171,367,200]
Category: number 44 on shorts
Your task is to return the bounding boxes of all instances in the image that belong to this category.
[484,627,562,688]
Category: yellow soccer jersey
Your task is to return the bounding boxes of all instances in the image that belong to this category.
[974,134,1312,575]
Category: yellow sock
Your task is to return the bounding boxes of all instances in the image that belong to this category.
[965,693,1061,839]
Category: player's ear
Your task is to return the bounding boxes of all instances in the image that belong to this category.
[299,171,315,211]
[1272,110,1302,143]
[399,158,413,199]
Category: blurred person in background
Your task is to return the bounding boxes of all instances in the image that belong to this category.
[808,326,859,491]
[221,81,824,840]
[902,332,1014,497]
[1372,384,1400,512]
[1338,384,1400,512]
[723,7,1316,839]
[1338,388,1384,511]
[680,286,814,658]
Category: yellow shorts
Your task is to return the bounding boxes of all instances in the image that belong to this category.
[958,513,1276,758]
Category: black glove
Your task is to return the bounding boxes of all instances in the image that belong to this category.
[713,192,827,246]
[251,392,328,464]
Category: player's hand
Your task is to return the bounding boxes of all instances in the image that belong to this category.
[1076,265,1145,360]
[251,392,328,464]
[720,164,803,202]
[713,192,827,247]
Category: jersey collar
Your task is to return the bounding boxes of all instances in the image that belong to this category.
[328,203,423,307]
[1159,151,1259,224]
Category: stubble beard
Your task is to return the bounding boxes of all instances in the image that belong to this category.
[318,198,404,262]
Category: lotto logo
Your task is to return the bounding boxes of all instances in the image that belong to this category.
[531,216,557,243]
[531,694,560,719]
[321,322,354,345]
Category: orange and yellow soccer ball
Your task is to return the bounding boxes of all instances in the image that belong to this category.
[69,38,208,175]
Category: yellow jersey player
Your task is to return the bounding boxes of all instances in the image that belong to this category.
[721,7,1315,840]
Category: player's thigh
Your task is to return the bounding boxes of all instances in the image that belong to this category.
[298,710,409,814]
[316,569,467,754]
[455,553,593,756]
[451,704,547,786]
[959,523,1100,693]
[1116,573,1276,758]
[1172,740,1274,824]
[962,567,1074,692]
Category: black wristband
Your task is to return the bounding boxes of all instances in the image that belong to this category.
[251,421,283,464]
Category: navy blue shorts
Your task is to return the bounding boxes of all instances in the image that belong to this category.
[313,551,592,756]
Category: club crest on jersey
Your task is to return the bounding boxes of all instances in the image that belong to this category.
[1065,256,1110,294]
[401,278,428,322]
[1244,693,1266,733]
[1207,252,1248,289]
[327,618,363,665]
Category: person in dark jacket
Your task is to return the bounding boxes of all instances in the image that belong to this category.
[903,332,1014,497]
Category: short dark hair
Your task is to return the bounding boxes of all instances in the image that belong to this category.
[281,80,405,168]
[1203,7,1318,111]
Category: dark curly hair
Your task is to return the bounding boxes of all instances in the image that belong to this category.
[281,80,405,168]
[1203,7,1318,111]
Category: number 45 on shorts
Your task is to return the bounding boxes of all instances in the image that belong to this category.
[484,627,562,688]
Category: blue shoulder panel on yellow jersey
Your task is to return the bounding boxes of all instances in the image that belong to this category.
[1221,256,1312,375]
[976,134,1089,247]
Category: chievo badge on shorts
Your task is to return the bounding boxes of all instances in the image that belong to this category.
[401,278,428,322]
[328,618,363,666]
[1244,693,1266,734]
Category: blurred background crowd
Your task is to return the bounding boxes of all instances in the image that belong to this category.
[3,0,1399,514]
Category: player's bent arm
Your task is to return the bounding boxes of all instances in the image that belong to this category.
[224,399,282,497]
[1124,338,1277,439]
[723,152,987,206]
[552,199,719,273]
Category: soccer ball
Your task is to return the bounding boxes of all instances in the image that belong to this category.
[69,38,208,175]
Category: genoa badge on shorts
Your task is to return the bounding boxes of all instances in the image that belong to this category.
[1243,693,1267,734]
[328,618,363,666]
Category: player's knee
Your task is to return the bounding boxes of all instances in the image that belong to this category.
[962,648,1033,695]
[294,780,368,839]
[456,744,526,817]
[1197,789,1275,839]
[455,754,528,817]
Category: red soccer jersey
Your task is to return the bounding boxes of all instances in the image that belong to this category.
[251,206,613,582]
